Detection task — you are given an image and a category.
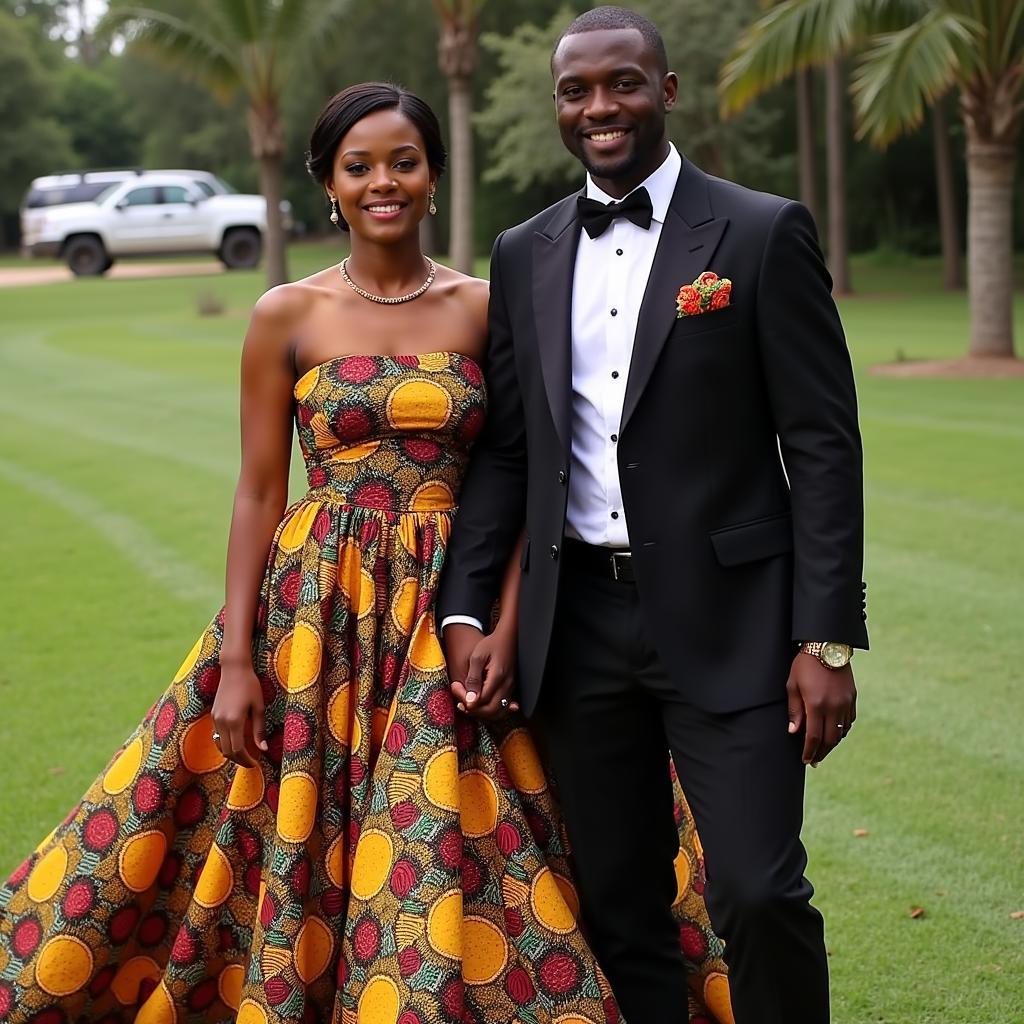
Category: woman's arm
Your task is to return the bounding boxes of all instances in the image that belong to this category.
[454,531,524,719]
[213,290,297,766]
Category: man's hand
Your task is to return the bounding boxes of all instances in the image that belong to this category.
[442,622,519,720]
[786,653,857,766]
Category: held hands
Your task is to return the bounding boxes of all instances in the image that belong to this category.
[786,652,857,766]
[443,623,520,720]
[212,658,270,768]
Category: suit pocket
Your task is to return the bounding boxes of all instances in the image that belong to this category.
[709,512,793,567]
[674,304,740,336]
[519,537,531,572]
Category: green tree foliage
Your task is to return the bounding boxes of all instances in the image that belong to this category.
[58,59,141,169]
[720,0,1024,357]
[104,0,354,286]
[477,1,795,202]
[0,10,74,244]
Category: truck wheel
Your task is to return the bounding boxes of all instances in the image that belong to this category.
[219,228,262,269]
[64,236,110,277]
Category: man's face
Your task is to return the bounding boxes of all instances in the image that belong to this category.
[552,27,677,190]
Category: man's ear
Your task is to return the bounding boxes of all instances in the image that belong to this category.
[663,71,679,112]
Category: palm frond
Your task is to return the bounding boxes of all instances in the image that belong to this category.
[272,0,356,79]
[719,0,932,115]
[103,5,244,94]
[851,9,981,146]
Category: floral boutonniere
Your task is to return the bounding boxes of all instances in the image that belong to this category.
[676,271,732,318]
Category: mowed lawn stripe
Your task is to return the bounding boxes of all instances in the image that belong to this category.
[0,456,221,607]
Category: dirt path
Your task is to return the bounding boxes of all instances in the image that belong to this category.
[0,261,225,288]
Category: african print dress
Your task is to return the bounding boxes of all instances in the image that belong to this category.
[0,352,731,1024]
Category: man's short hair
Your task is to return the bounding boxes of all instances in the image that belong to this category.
[552,6,668,75]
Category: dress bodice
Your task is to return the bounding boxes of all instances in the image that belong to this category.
[293,351,486,512]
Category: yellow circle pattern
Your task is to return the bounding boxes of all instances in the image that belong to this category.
[218,964,244,1010]
[180,715,225,774]
[277,772,318,843]
[462,916,508,985]
[358,975,400,1024]
[118,830,167,893]
[500,729,547,795]
[530,868,577,935]
[34,935,93,997]
[460,770,499,838]
[423,749,459,811]
[275,622,323,692]
[27,846,68,903]
[426,889,462,960]
[111,955,160,1005]
[102,737,144,794]
[194,843,233,908]
[295,916,334,983]
[350,829,394,901]
[385,378,453,432]
[227,764,265,811]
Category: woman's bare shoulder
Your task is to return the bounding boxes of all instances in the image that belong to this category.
[251,268,339,326]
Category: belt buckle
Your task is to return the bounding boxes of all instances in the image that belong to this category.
[610,550,631,581]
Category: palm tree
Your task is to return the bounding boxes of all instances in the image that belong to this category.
[720,0,1023,359]
[434,0,482,274]
[105,0,351,288]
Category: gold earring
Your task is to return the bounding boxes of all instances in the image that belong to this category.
[329,197,339,224]
[429,186,437,216]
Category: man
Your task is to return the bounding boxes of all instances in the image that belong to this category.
[439,7,868,1023]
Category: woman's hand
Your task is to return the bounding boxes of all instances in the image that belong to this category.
[212,659,269,768]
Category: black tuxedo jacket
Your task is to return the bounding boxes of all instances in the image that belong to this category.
[439,157,868,716]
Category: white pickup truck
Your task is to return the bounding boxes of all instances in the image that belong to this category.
[22,172,281,276]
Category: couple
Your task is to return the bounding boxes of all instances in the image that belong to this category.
[0,7,867,1024]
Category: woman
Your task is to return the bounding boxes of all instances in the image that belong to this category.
[0,84,729,1023]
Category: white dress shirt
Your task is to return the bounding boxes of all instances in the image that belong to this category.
[567,144,681,546]
[442,145,682,632]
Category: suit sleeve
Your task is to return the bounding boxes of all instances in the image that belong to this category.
[756,201,868,648]
[437,230,528,626]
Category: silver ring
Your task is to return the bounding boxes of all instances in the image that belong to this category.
[212,732,221,741]
[836,723,844,731]
[499,698,510,710]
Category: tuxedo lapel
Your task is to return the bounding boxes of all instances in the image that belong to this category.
[532,194,581,454]
[621,160,729,432]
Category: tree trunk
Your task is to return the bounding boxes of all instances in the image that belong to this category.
[247,103,289,288]
[257,154,289,288]
[447,75,475,273]
[964,134,1017,357]
[825,58,851,294]
[932,100,963,290]
[438,11,478,274]
[796,67,818,223]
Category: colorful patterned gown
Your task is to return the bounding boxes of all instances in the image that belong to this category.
[0,353,731,1024]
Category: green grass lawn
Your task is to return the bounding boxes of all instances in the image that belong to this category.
[0,245,1021,1022]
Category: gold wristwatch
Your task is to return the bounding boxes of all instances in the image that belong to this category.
[800,641,854,670]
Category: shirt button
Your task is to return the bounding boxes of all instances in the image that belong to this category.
[611,433,618,443]
[549,545,559,560]
[610,308,618,317]
[616,249,623,256]
[611,371,619,379]
[611,511,619,520]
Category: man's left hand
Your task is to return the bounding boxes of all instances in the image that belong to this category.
[786,653,857,766]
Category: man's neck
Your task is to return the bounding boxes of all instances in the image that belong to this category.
[589,139,672,199]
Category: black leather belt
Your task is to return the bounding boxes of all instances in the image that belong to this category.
[562,538,635,583]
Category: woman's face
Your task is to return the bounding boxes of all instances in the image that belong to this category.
[327,107,435,242]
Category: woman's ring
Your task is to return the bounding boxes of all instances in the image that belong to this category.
[499,698,510,710]
[212,732,221,741]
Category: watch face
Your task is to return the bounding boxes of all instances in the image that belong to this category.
[822,642,852,669]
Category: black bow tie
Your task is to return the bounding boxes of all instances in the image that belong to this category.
[577,187,654,239]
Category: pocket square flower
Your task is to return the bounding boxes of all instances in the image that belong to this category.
[676,271,732,318]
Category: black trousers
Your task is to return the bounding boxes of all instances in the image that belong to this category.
[533,549,830,1024]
